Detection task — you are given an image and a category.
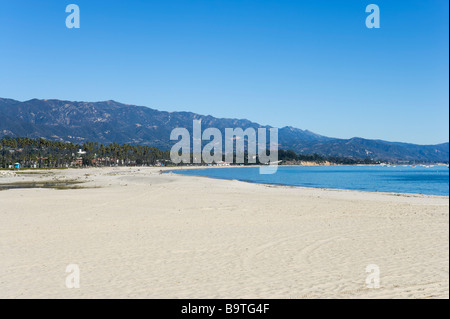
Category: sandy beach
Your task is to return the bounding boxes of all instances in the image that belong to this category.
[0,167,448,299]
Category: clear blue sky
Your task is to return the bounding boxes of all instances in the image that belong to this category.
[0,0,448,144]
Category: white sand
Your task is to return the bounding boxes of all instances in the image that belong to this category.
[0,167,448,298]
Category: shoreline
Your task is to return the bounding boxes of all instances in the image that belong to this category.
[2,164,449,199]
[165,165,450,199]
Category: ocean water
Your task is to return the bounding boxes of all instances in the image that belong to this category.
[172,165,449,196]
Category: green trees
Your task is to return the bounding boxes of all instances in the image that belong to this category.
[0,137,378,169]
[0,137,171,168]
[278,149,378,165]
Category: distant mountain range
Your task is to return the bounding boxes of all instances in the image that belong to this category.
[0,98,448,163]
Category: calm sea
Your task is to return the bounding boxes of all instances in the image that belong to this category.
[172,165,449,196]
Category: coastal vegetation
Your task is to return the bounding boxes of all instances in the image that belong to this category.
[0,136,396,169]
[1,137,171,168]
[277,150,378,165]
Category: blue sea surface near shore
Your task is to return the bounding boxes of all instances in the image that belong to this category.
[172,165,449,196]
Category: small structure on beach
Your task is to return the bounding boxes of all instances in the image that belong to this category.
[14,163,20,170]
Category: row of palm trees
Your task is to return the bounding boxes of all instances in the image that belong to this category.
[0,137,171,168]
